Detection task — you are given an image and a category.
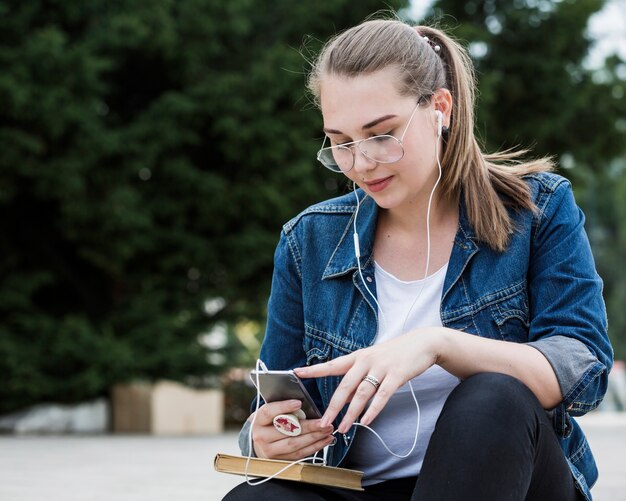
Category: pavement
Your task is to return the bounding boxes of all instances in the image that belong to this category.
[0,412,625,501]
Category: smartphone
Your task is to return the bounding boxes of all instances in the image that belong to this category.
[249,369,323,419]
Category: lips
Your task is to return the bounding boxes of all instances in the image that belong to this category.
[364,176,393,193]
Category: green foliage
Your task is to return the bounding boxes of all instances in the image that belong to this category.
[2,0,623,413]
[424,0,626,359]
[0,0,407,413]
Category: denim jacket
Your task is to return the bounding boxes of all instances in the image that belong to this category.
[241,172,613,500]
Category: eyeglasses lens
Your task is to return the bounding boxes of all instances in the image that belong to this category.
[318,136,404,172]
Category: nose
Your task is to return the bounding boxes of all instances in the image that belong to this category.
[351,145,377,174]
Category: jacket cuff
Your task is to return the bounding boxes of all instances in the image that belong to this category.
[238,419,256,457]
[527,335,599,402]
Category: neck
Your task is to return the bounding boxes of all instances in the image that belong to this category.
[381,188,457,236]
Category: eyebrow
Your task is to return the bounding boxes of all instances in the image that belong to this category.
[323,114,398,135]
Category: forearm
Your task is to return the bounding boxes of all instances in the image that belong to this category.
[435,327,562,409]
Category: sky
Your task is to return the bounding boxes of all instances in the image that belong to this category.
[587,0,626,68]
[407,0,626,69]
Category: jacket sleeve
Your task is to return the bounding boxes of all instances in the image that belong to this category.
[526,178,613,434]
[259,228,311,374]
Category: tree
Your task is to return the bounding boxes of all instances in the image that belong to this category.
[421,0,626,359]
[0,0,408,413]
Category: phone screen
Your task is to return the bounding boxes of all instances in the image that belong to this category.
[250,370,322,419]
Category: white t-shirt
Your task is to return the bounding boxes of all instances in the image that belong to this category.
[345,261,460,484]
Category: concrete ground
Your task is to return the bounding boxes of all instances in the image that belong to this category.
[0,412,624,501]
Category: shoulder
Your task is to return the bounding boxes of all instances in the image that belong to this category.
[520,172,585,243]
[523,171,571,199]
[522,171,576,223]
[282,191,358,234]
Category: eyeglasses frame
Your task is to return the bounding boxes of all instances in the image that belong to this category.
[316,95,431,173]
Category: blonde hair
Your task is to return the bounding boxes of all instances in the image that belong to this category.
[308,19,553,252]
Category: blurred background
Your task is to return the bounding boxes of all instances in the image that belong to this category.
[0,0,625,498]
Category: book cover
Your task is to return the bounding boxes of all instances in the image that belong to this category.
[213,453,364,491]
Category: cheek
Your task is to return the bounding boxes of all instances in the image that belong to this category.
[343,169,361,185]
[403,136,437,169]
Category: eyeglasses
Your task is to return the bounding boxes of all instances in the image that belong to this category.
[316,99,424,173]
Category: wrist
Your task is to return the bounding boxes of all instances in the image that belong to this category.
[432,327,454,366]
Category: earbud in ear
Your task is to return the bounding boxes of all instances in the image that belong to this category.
[435,110,443,138]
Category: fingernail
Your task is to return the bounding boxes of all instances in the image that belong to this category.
[289,399,301,408]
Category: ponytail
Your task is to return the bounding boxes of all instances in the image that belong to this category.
[418,25,553,251]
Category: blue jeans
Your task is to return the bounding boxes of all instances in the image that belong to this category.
[224,373,582,501]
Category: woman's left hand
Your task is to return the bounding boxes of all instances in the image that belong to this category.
[294,328,443,433]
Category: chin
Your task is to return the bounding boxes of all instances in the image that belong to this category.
[367,192,402,210]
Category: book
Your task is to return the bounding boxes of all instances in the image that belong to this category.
[213,453,364,491]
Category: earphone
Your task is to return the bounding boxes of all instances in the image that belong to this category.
[435,110,443,138]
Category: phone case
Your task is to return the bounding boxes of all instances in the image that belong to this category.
[250,370,323,419]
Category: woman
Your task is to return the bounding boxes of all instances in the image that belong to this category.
[224,19,612,501]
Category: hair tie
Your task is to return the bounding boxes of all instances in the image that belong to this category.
[416,29,441,53]
[422,35,441,53]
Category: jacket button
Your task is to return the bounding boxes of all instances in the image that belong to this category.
[366,277,373,283]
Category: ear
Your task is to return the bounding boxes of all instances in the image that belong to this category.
[432,88,453,128]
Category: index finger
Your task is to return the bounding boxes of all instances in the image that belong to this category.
[319,363,371,429]
[294,352,356,379]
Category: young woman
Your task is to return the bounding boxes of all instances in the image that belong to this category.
[224,19,612,501]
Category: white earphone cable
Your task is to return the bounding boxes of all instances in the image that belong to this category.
[400,126,444,334]
[244,112,444,481]
[351,118,443,458]
[353,183,388,333]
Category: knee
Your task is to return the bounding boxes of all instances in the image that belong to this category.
[463,371,533,398]
[442,372,541,424]
[222,480,308,500]
[222,482,255,501]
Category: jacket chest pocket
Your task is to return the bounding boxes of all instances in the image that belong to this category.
[303,325,335,406]
[443,281,530,342]
[442,312,479,335]
[487,286,530,341]
[303,323,364,408]
[303,336,331,366]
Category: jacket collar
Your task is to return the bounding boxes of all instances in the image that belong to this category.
[322,191,480,282]
[442,197,480,302]
[322,193,377,279]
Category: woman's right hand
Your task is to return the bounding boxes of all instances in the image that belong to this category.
[250,399,335,460]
